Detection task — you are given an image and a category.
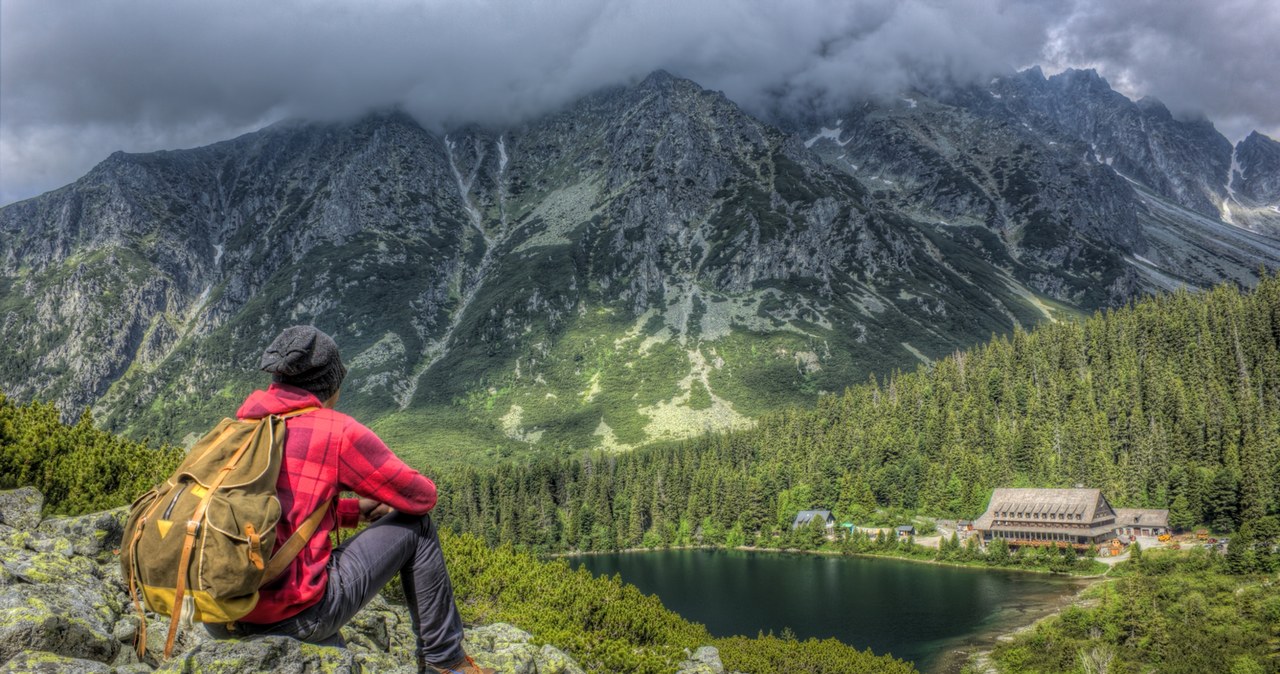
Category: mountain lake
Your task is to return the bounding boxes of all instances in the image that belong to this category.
[572,549,1090,673]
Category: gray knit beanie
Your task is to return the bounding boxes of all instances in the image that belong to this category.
[259,325,347,402]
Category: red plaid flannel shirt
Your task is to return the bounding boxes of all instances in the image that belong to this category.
[235,383,437,624]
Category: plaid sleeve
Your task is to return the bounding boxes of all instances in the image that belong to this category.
[337,420,437,515]
[336,498,361,529]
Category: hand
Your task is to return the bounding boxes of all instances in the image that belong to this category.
[358,498,394,522]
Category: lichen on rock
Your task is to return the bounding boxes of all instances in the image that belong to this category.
[0,650,114,673]
[0,489,43,532]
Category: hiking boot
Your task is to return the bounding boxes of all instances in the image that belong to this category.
[419,653,496,674]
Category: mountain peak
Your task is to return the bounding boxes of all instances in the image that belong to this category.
[633,69,705,97]
[1054,68,1111,91]
[1244,129,1277,145]
[640,69,677,85]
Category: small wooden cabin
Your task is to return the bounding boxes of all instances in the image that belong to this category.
[792,510,836,531]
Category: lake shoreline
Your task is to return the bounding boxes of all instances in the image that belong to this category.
[569,546,1097,674]
[933,578,1104,674]
[551,543,1111,578]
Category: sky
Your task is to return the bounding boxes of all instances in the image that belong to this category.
[2,0,1278,206]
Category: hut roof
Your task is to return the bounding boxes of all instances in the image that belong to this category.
[792,510,834,529]
[974,488,1117,532]
[1113,508,1170,529]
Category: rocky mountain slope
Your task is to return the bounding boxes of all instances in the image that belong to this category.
[2,70,1278,468]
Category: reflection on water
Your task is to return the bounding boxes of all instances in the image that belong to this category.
[573,549,1086,673]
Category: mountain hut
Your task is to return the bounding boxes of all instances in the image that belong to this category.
[974,488,1120,550]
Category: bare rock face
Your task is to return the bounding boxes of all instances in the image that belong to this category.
[1233,132,1280,215]
[990,68,1233,219]
[2,70,1278,459]
[804,67,1280,305]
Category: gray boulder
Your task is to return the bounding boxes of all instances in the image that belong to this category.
[341,595,417,672]
[677,646,726,674]
[109,615,214,669]
[0,584,119,664]
[37,507,127,558]
[0,651,113,673]
[0,489,43,531]
[463,624,584,674]
[154,636,360,673]
[21,534,75,559]
[0,546,100,586]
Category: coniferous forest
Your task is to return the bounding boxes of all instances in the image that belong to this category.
[435,275,1280,552]
[0,398,185,515]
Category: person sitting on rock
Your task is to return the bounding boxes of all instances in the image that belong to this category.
[217,325,493,674]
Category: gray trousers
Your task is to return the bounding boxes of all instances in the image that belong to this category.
[226,511,466,666]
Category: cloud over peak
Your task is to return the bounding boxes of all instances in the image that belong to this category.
[2,0,1277,205]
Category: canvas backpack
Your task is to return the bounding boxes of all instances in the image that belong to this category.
[120,407,326,658]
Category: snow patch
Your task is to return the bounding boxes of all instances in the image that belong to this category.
[213,244,223,266]
[804,126,851,148]
[1222,145,1243,224]
[1227,145,1243,197]
[497,136,508,173]
[902,98,917,109]
[990,93,1002,99]
[444,135,486,238]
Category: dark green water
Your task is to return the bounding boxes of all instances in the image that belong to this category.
[573,549,1085,673]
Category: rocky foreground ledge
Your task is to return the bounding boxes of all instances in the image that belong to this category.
[0,488,731,673]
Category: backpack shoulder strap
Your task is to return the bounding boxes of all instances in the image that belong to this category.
[260,501,330,587]
[256,405,326,586]
[279,406,321,419]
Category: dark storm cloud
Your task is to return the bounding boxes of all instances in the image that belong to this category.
[2,0,1277,205]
